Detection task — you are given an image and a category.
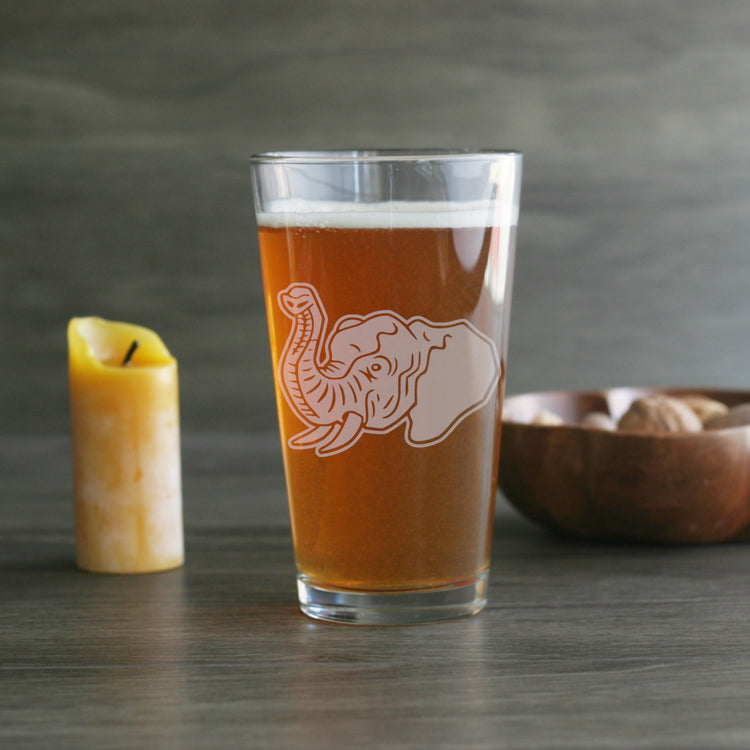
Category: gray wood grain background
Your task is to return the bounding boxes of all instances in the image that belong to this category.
[3,0,750,435]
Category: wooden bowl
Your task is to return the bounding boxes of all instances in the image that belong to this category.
[498,387,750,543]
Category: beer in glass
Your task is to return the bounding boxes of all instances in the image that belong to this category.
[250,150,522,624]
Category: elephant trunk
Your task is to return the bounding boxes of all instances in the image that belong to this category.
[279,285,362,425]
[290,362,362,424]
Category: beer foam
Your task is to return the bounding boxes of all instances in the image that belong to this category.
[257,200,518,229]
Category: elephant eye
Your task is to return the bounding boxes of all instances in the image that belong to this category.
[360,357,391,383]
[361,362,383,383]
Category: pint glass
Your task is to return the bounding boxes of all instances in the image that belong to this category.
[250,150,522,624]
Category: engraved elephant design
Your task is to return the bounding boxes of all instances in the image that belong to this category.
[277,283,500,457]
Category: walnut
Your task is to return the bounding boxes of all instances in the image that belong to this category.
[678,394,729,425]
[704,403,750,430]
[531,409,564,426]
[580,411,617,431]
[618,395,703,433]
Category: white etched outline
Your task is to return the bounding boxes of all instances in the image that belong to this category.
[277,282,500,457]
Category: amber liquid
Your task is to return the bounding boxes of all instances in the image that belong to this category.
[259,221,513,591]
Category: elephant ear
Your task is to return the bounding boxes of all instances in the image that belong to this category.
[406,320,500,446]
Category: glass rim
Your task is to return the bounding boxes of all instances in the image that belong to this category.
[250,148,522,164]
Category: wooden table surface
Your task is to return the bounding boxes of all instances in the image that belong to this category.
[2,433,750,749]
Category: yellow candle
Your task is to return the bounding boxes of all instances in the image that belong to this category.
[68,317,184,574]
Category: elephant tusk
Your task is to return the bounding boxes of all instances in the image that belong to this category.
[289,424,335,448]
[316,412,365,457]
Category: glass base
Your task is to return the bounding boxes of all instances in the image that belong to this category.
[297,571,488,625]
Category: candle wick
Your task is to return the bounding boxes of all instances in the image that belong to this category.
[122,340,139,366]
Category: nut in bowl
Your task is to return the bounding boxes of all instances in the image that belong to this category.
[499,388,750,543]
